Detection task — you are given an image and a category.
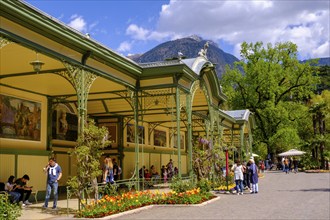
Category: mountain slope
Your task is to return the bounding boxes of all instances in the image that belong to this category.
[131,36,239,78]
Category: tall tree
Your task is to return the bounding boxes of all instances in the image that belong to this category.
[308,90,330,169]
[221,42,318,156]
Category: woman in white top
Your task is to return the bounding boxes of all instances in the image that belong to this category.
[5,175,21,203]
[231,160,244,195]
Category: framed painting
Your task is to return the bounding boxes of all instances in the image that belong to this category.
[127,124,145,144]
[0,94,41,141]
[154,129,166,147]
[99,123,117,148]
[52,109,78,141]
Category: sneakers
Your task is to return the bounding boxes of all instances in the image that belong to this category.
[24,200,32,205]
[42,205,48,209]
[52,207,58,211]
[19,201,26,207]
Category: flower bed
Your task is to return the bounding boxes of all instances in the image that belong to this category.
[76,188,215,218]
[305,169,330,173]
[214,184,236,191]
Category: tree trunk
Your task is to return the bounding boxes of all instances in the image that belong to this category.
[313,115,317,135]
[320,142,325,169]
[92,178,99,201]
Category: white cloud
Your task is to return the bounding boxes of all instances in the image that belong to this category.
[125,24,172,42]
[68,15,87,32]
[126,24,149,40]
[125,0,329,59]
[312,41,330,58]
[117,41,132,52]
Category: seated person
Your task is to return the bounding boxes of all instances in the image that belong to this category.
[139,166,146,179]
[5,175,20,204]
[14,174,33,205]
[144,169,152,181]
[150,165,160,179]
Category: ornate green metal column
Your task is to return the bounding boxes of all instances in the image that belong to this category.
[248,126,253,157]
[128,87,140,191]
[186,93,193,177]
[58,62,98,136]
[209,108,215,182]
[176,87,181,178]
[240,125,245,160]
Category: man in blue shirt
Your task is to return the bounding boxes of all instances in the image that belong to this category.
[42,158,62,209]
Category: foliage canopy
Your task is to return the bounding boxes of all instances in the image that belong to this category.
[221,42,319,156]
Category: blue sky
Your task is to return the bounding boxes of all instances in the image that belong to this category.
[26,0,329,60]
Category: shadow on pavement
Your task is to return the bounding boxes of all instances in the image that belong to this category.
[278,188,330,192]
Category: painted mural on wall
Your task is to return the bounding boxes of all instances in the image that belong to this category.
[127,124,145,144]
[154,129,166,147]
[0,94,41,141]
[52,109,78,141]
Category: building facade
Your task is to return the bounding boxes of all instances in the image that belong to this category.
[0,1,254,195]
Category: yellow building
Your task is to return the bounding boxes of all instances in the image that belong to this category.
[0,1,254,198]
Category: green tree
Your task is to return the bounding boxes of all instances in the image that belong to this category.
[316,65,330,93]
[221,42,318,157]
[308,90,330,169]
[67,120,110,210]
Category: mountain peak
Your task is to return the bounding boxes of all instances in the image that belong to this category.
[188,35,203,42]
[130,36,239,78]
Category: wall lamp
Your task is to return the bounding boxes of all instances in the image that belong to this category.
[30,52,44,73]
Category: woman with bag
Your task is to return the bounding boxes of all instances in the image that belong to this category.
[249,159,259,194]
[231,160,244,195]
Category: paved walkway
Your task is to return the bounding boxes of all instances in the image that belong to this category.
[19,171,330,220]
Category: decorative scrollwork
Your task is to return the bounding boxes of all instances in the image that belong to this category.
[0,36,12,49]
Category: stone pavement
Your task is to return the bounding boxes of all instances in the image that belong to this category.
[19,171,330,220]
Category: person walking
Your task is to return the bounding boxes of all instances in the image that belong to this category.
[243,161,252,192]
[293,157,299,173]
[103,156,114,184]
[42,158,62,210]
[112,158,119,181]
[284,157,290,174]
[231,160,244,195]
[249,159,259,194]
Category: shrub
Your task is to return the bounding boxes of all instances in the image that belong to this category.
[0,194,21,220]
[196,178,212,193]
[170,177,195,193]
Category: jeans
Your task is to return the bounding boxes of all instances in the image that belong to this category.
[15,188,31,202]
[9,191,21,203]
[106,175,114,184]
[44,182,58,208]
[235,180,244,193]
